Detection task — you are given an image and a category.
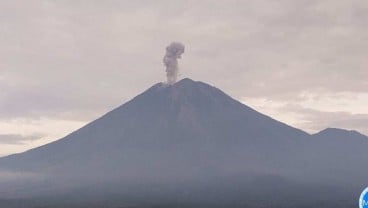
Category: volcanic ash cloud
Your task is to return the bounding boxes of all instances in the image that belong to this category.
[163,42,185,85]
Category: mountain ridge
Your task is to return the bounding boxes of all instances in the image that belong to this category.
[2,78,310,160]
[0,78,366,206]
[3,78,367,161]
[314,127,367,139]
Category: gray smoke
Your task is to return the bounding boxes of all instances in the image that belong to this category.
[163,42,185,85]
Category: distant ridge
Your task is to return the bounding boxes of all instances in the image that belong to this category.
[314,127,367,139]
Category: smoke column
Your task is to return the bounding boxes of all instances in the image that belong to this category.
[163,42,185,85]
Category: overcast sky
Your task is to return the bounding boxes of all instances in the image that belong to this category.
[0,0,367,156]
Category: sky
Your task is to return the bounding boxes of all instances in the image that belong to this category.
[0,0,367,156]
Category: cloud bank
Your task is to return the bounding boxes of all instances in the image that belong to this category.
[0,134,44,145]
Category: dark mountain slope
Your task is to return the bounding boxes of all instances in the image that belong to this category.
[0,78,366,206]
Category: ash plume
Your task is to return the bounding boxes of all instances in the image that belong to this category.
[163,42,185,85]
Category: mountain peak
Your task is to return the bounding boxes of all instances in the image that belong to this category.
[175,77,197,84]
[314,127,368,139]
[162,78,215,91]
[141,78,233,108]
[1,78,368,206]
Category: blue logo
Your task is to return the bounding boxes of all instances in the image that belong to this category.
[360,187,368,208]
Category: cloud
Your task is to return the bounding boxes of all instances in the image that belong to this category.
[279,104,368,135]
[0,133,45,145]
[242,94,368,136]
[1,0,367,121]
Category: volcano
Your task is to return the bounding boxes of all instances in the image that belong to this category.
[0,78,367,207]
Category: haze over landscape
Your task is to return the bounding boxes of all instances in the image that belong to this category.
[0,1,367,207]
[0,78,367,207]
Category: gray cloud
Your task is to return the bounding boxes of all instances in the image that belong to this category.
[0,134,45,145]
[279,104,368,135]
[163,42,185,85]
[0,0,367,131]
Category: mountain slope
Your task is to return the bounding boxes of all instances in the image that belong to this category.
[0,78,366,206]
[0,78,310,170]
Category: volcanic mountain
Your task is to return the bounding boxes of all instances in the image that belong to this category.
[0,78,367,207]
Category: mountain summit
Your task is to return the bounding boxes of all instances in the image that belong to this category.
[0,78,367,206]
[1,78,308,170]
